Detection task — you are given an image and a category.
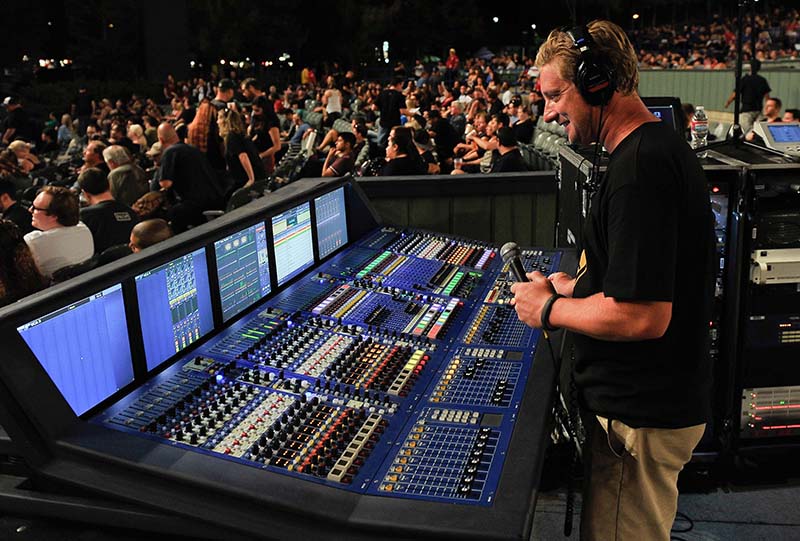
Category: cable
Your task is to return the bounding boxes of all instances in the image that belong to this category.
[671,511,694,533]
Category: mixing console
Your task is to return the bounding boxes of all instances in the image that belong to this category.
[1,178,577,538]
[359,227,498,270]
[92,229,565,507]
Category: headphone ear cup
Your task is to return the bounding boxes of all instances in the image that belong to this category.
[576,57,615,107]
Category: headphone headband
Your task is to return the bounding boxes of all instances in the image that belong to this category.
[566,25,615,107]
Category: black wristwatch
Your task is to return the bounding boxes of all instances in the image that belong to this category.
[540,293,564,332]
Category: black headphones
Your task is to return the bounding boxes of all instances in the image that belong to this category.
[567,26,616,107]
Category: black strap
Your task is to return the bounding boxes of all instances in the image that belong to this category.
[541,293,565,331]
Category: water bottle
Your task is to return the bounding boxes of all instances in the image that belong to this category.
[691,106,709,159]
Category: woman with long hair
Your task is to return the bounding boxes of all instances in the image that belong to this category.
[217,108,265,190]
[248,96,281,175]
[0,220,48,307]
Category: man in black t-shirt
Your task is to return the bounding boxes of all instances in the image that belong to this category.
[375,77,408,149]
[78,168,138,254]
[489,128,526,173]
[724,58,771,135]
[1,97,33,144]
[157,123,225,233]
[511,22,714,541]
[0,180,33,235]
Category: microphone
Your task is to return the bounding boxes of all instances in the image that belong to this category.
[500,242,529,282]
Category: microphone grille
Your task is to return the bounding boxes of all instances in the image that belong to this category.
[500,242,520,262]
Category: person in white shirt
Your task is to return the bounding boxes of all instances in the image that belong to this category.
[24,186,94,277]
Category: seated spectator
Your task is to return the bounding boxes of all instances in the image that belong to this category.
[57,114,75,150]
[760,97,783,122]
[217,108,265,190]
[0,150,30,193]
[352,123,374,169]
[103,145,149,207]
[448,101,467,138]
[127,124,149,153]
[0,179,33,235]
[0,220,47,308]
[145,141,163,190]
[286,110,312,145]
[783,108,800,122]
[8,141,40,174]
[427,110,459,168]
[157,122,226,232]
[108,122,139,156]
[24,186,94,278]
[322,132,356,177]
[80,140,110,176]
[490,128,527,173]
[39,128,59,155]
[414,129,440,175]
[143,116,159,146]
[381,126,426,176]
[129,218,172,253]
[511,102,535,144]
[78,168,139,254]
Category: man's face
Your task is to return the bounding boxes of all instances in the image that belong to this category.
[241,85,255,100]
[335,136,349,153]
[539,62,594,145]
[764,99,780,118]
[84,143,100,165]
[129,231,141,253]
[782,111,797,123]
[30,192,58,231]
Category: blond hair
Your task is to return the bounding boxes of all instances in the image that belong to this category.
[535,20,639,95]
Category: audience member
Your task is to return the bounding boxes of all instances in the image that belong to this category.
[103,145,149,207]
[0,220,47,307]
[381,126,426,176]
[376,77,409,149]
[490,128,527,173]
[217,108,265,190]
[321,132,356,177]
[129,218,173,253]
[78,168,139,254]
[57,114,75,150]
[211,79,236,111]
[157,122,225,232]
[108,122,139,156]
[0,180,33,235]
[783,108,800,122]
[8,141,40,174]
[127,124,149,153]
[81,140,109,175]
[2,96,32,144]
[511,101,535,144]
[249,95,281,174]
[760,96,783,122]
[414,129,440,175]
[24,186,94,277]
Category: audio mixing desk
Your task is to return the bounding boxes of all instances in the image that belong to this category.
[0,177,575,539]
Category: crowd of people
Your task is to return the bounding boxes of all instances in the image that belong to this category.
[631,7,800,69]
[1,7,799,308]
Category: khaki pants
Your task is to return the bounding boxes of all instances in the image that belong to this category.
[580,415,705,541]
